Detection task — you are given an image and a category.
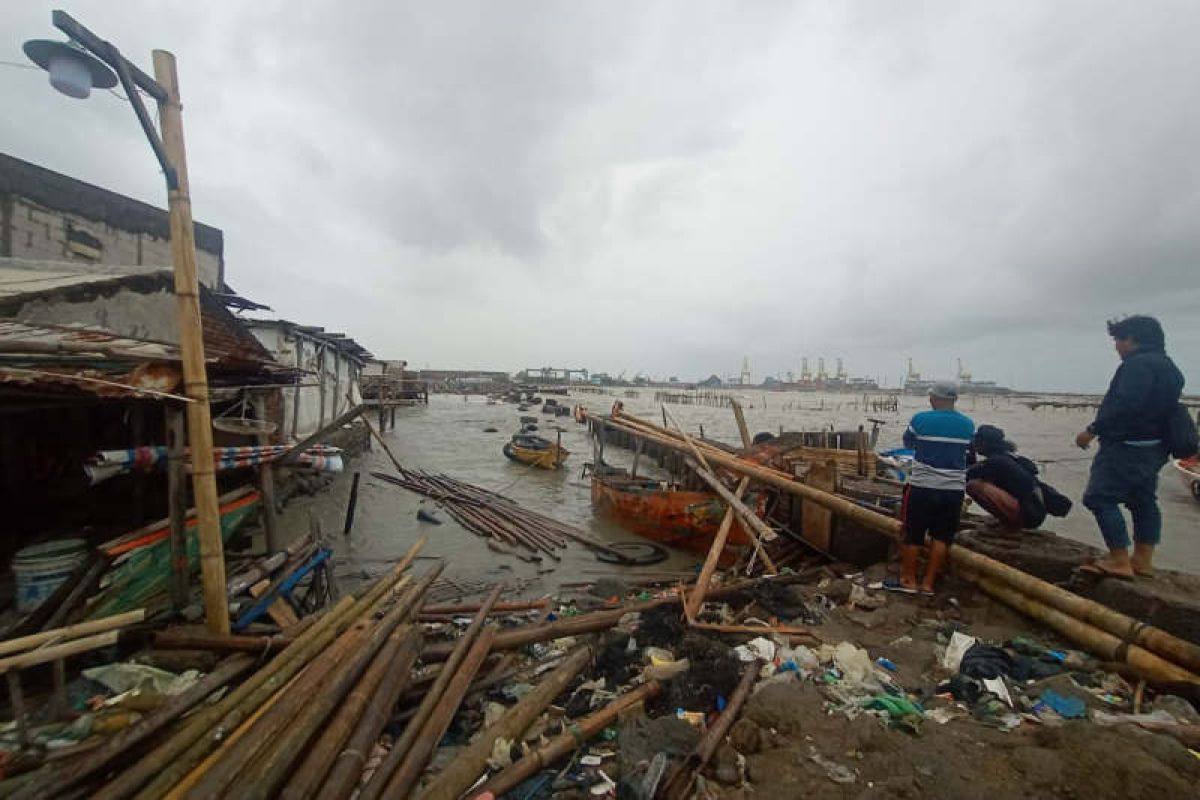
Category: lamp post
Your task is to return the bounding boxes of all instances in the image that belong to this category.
[24,10,231,634]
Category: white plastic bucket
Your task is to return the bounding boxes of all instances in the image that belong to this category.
[12,538,87,613]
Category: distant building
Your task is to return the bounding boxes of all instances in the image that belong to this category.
[244,319,371,440]
[0,152,224,288]
[698,374,723,389]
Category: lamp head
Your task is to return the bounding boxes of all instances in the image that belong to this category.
[23,39,117,99]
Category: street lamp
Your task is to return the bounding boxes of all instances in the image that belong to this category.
[23,10,231,634]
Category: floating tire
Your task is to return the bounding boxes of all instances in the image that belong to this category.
[595,541,670,566]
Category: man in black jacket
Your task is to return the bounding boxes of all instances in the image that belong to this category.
[966,425,1047,530]
[1077,315,1184,578]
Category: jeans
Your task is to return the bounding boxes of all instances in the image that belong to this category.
[1082,441,1169,550]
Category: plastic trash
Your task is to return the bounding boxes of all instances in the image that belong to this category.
[82,664,200,696]
[832,642,874,687]
[1039,689,1086,719]
[941,631,977,672]
[808,746,857,784]
[644,658,690,681]
[733,637,776,663]
[875,657,898,672]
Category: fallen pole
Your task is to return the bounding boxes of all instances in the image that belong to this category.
[152,630,293,655]
[311,629,425,800]
[417,642,596,800]
[357,587,503,800]
[684,456,778,574]
[0,610,145,659]
[685,477,749,621]
[659,658,762,800]
[380,628,497,799]
[471,680,663,798]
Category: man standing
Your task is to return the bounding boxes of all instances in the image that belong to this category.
[885,381,975,594]
[1078,315,1184,578]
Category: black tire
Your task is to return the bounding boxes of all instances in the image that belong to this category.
[1192,479,1200,502]
[594,541,670,566]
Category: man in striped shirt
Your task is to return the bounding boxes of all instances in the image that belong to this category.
[890,381,975,594]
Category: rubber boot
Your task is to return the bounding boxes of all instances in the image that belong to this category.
[900,544,920,590]
[1131,543,1156,576]
[921,540,951,595]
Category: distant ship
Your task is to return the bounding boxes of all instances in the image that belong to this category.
[902,358,1011,395]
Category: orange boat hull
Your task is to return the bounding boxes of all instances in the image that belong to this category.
[591,475,763,562]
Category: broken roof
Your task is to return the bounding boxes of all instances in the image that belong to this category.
[244,318,374,363]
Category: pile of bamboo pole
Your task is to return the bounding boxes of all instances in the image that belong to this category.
[373,467,633,562]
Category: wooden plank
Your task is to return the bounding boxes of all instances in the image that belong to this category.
[801,459,838,551]
[249,578,301,628]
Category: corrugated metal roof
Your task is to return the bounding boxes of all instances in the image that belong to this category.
[243,318,375,362]
[0,320,182,361]
[0,362,185,401]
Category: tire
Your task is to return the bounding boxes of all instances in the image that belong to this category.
[594,541,669,566]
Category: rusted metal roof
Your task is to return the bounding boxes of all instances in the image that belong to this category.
[0,320,182,361]
[244,318,375,362]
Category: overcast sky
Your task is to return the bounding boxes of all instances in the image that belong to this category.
[3,1,1198,391]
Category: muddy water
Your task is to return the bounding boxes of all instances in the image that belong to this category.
[280,390,1200,595]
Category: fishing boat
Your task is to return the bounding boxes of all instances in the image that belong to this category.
[503,433,569,469]
[1173,456,1200,502]
[590,473,764,560]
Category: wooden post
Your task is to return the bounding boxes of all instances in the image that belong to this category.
[343,472,361,537]
[131,404,146,526]
[257,432,281,553]
[731,399,751,450]
[153,50,230,634]
[165,404,189,610]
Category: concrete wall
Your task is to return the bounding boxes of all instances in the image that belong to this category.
[4,197,222,288]
[11,285,177,343]
[248,324,364,441]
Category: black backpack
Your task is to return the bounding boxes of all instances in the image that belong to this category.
[1166,403,1199,459]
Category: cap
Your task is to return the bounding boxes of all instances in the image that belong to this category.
[929,381,959,400]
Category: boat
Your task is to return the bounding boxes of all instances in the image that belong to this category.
[503,433,569,469]
[590,473,764,561]
[1173,456,1200,502]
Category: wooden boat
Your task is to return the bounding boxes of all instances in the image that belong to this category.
[1173,456,1200,502]
[591,473,765,561]
[503,433,569,469]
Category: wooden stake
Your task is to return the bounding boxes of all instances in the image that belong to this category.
[730,398,751,450]
[153,50,229,634]
[166,405,189,609]
[342,472,361,536]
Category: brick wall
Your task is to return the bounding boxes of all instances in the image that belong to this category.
[4,196,222,287]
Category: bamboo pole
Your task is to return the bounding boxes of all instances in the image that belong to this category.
[953,550,1200,678]
[417,642,595,800]
[0,631,118,675]
[0,610,144,658]
[109,598,357,800]
[964,571,1199,684]
[380,628,497,799]
[183,620,377,798]
[313,631,424,800]
[109,542,424,800]
[685,477,748,621]
[152,630,293,654]
[165,675,299,799]
[472,680,662,798]
[267,567,441,799]
[153,50,228,635]
[659,659,761,800]
[356,587,503,800]
[13,654,256,800]
[685,457,778,574]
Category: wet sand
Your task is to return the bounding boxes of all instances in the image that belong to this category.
[278,390,1200,595]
